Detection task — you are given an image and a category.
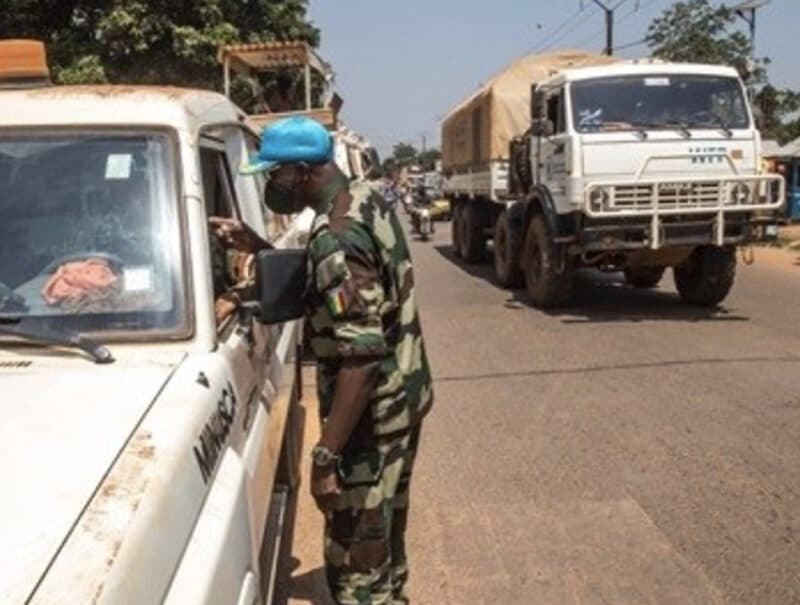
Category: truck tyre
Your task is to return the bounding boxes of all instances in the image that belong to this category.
[451,204,463,258]
[523,215,574,308]
[493,211,522,287]
[460,204,487,264]
[624,266,666,289]
[674,245,736,306]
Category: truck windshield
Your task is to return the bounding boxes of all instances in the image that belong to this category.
[571,75,750,133]
[0,131,187,338]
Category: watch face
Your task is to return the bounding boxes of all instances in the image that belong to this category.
[313,446,333,466]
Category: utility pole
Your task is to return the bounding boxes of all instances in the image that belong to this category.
[584,0,624,56]
[734,0,771,100]
[734,0,770,63]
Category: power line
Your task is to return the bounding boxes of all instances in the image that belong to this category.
[613,38,648,51]
[572,0,662,53]
[528,6,588,54]
[533,4,602,54]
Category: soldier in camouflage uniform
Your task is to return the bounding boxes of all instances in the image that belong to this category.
[224,116,433,605]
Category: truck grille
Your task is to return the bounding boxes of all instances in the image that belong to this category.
[612,182,723,210]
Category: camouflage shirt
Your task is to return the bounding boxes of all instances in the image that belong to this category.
[306,180,433,437]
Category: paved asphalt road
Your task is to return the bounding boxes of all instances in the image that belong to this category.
[286,219,800,605]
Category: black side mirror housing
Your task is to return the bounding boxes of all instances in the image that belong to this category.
[530,85,544,120]
[253,248,307,325]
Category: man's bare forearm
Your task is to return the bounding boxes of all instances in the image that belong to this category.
[318,359,381,453]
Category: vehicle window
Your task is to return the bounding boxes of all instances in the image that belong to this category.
[0,131,186,337]
[546,91,565,134]
[571,74,750,133]
[199,146,242,305]
[200,146,239,220]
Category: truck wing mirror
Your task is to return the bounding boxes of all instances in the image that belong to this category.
[531,118,555,137]
[530,86,545,120]
[252,248,307,325]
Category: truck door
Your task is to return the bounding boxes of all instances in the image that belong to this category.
[537,88,569,209]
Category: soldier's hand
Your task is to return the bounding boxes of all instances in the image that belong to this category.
[311,463,342,513]
[209,217,267,253]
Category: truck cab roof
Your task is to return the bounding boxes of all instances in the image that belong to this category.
[540,60,742,88]
[0,85,253,136]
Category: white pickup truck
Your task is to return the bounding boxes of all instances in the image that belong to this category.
[0,84,309,604]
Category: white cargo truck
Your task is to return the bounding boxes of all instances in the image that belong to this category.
[0,41,307,604]
[442,50,784,307]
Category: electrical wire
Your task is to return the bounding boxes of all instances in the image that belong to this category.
[533,4,603,54]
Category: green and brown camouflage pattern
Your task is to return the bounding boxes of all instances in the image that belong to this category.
[306,181,433,436]
[325,426,421,605]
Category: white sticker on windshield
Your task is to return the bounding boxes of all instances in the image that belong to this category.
[124,267,153,292]
[644,77,670,87]
[105,154,132,180]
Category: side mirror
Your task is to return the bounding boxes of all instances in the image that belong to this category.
[530,85,545,120]
[253,248,307,325]
[531,118,555,137]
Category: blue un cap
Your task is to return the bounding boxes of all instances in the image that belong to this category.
[241,116,334,175]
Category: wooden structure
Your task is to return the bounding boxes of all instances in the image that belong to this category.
[218,41,339,130]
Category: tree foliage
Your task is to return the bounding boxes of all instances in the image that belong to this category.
[392,143,419,167]
[418,148,442,171]
[645,0,760,81]
[0,0,319,90]
[645,0,799,143]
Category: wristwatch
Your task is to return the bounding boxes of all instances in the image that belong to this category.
[311,444,341,468]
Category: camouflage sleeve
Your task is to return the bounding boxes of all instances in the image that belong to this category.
[308,223,388,360]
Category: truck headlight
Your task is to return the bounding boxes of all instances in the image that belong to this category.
[589,187,610,212]
[730,183,750,205]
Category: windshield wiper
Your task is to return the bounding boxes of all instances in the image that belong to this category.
[690,115,733,138]
[0,281,27,314]
[633,121,692,138]
[0,320,114,364]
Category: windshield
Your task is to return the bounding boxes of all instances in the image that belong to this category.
[0,131,187,338]
[571,74,750,133]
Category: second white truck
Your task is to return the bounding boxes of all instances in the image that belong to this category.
[442,50,784,308]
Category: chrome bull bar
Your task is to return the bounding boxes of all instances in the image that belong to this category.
[584,173,785,249]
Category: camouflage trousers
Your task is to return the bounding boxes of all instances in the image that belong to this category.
[325,425,422,605]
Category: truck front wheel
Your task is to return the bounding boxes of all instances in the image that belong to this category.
[494,211,522,288]
[460,204,488,264]
[624,266,666,289]
[674,245,736,306]
[523,215,574,308]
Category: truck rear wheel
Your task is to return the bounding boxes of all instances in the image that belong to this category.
[460,204,487,264]
[624,266,666,289]
[674,245,736,306]
[451,204,463,258]
[493,211,522,288]
[523,215,573,308]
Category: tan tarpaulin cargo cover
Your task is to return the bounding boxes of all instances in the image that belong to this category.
[441,50,617,171]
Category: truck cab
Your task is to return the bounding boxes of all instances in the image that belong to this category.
[508,61,784,306]
[0,77,306,603]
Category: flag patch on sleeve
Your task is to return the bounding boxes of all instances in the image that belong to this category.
[326,284,351,318]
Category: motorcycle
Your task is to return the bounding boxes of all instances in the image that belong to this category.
[410,190,435,241]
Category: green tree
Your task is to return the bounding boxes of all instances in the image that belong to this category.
[392,142,418,167]
[645,0,799,143]
[645,0,759,81]
[0,0,319,89]
[418,148,441,171]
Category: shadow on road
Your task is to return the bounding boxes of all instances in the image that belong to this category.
[285,566,334,605]
[433,244,750,324]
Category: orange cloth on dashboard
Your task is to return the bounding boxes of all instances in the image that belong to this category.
[42,259,119,307]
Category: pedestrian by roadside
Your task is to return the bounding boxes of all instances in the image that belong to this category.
[214,116,433,605]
